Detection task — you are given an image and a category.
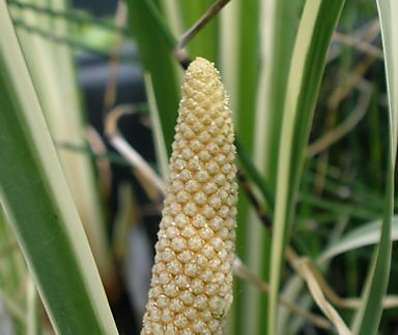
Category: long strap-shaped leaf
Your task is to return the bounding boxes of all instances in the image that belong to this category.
[126,0,180,156]
[0,205,26,334]
[267,1,345,333]
[14,0,114,286]
[0,3,118,335]
[250,1,302,333]
[255,0,302,191]
[352,1,398,334]
[321,217,398,261]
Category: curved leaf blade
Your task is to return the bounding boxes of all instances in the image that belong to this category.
[352,1,398,333]
[0,3,118,334]
[320,217,398,261]
[126,0,180,156]
[267,1,345,333]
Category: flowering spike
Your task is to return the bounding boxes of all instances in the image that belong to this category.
[141,57,238,335]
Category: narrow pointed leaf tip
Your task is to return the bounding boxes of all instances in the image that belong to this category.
[141,57,238,334]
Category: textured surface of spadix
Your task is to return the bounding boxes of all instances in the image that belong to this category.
[141,57,237,335]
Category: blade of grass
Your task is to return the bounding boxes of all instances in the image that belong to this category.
[126,0,180,156]
[112,183,136,262]
[268,1,345,333]
[26,277,40,335]
[376,2,398,161]
[236,140,274,211]
[351,1,398,333]
[250,1,303,333]
[0,206,26,334]
[160,0,182,37]
[14,0,115,288]
[144,73,169,180]
[0,4,118,334]
[231,5,261,330]
[254,0,303,192]
[235,0,259,153]
[321,218,398,261]
[219,10,241,334]
[219,0,238,110]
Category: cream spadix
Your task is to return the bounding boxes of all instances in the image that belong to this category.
[142,57,237,335]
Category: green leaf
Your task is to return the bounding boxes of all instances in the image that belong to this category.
[267,1,345,333]
[0,205,26,335]
[254,0,303,192]
[236,0,259,153]
[144,73,169,180]
[26,277,40,335]
[320,217,398,261]
[352,1,398,334]
[13,0,114,286]
[126,0,180,156]
[160,0,182,37]
[0,3,118,334]
[243,1,303,333]
[220,1,262,333]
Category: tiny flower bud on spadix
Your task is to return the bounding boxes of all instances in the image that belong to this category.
[141,57,238,335]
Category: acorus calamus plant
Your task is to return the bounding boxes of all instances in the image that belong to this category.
[2,0,398,334]
[141,57,238,335]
